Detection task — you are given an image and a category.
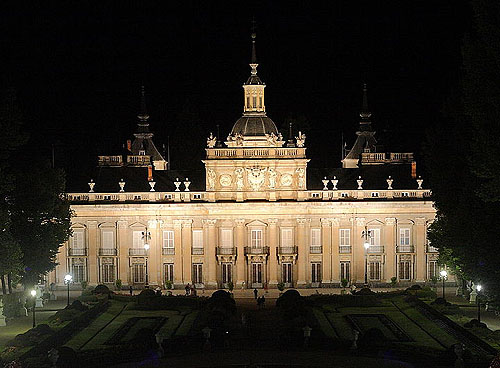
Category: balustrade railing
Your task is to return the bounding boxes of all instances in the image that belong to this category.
[367,246,385,253]
[191,247,204,255]
[162,248,175,255]
[129,248,148,256]
[244,246,270,255]
[277,246,298,255]
[310,245,322,254]
[216,247,237,255]
[68,248,87,256]
[339,245,351,253]
[98,248,117,256]
[397,245,415,253]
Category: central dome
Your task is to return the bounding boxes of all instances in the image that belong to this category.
[231,115,278,136]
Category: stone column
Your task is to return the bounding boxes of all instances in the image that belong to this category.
[296,218,307,287]
[87,221,98,285]
[384,218,396,282]
[320,219,332,285]
[353,218,365,284]
[147,220,159,286]
[57,243,68,285]
[331,218,340,285]
[117,220,128,285]
[173,220,183,287]
[205,219,218,288]
[235,219,246,288]
[415,218,427,282]
[181,220,193,285]
[268,219,279,287]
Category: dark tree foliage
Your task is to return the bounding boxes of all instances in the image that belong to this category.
[0,89,27,292]
[10,160,72,287]
[427,0,500,301]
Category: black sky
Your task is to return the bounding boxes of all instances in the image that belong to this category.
[2,1,468,177]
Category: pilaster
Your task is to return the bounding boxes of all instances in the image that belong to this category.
[87,221,98,285]
[117,220,128,285]
[415,218,427,282]
[268,218,279,287]
[353,218,365,283]
[296,218,307,286]
[147,219,159,286]
[204,219,218,288]
[181,219,193,285]
[235,219,246,288]
[384,218,396,282]
[173,220,183,287]
[320,219,332,285]
[330,218,340,284]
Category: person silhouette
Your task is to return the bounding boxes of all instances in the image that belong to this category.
[253,288,258,299]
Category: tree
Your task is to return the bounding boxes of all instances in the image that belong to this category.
[0,89,28,293]
[427,0,500,302]
[10,159,72,288]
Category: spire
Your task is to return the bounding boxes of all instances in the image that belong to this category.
[137,86,149,123]
[251,18,257,64]
[359,83,372,132]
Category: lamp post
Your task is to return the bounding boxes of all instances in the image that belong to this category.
[30,289,36,328]
[476,284,482,323]
[362,227,372,288]
[64,274,72,307]
[440,270,447,299]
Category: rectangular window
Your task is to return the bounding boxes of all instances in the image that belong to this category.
[281,228,293,247]
[369,262,381,280]
[428,261,437,279]
[340,261,350,281]
[251,229,262,248]
[311,229,321,246]
[71,230,85,249]
[400,228,411,246]
[340,229,351,246]
[193,263,203,284]
[163,230,174,248]
[133,231,144,248]
[71,258,86,283]
[132,263,145,283]
[220,229,233,247]
[102,231,114,249]
[253,96,257,108]
[101,261,115,283]
[259,96,262,107]
[192,230,203,248]
[164,263,174,283]
[222,263,232,284]
[311,263,321,283]
[368,228,381,246]
[246,96,250,108]
[399,260,411,280]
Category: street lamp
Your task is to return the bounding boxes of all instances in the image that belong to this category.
[30,289,36,328]
[476,284,482,323]
[362,227,372,288]
[64,274,72,307]
[440,270,447,299]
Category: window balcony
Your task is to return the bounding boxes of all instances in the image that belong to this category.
[191,247,204,255]
[98,248,117,256]
[216,247,237,256]
[68,248,87,256]
[310,245,322,254]
[427,245,439,253]
[244,246,270,255]
[129,248,148,256]
[339,245,351,254]
[397,245,415,253]
[277,246,298,255]
[367,246,384,254]
[162,248,175,255]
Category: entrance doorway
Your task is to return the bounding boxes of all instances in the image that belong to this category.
[282,263,293,287]
[222,263,233,286]
[251,263,263,288]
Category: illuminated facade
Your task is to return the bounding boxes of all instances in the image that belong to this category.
[49,34,438,289]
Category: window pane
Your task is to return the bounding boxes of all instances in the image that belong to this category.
[193,230,203,248]
[102,231,114,249]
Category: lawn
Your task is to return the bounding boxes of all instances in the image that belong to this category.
[64,300,199,351]
[314,296,459,352]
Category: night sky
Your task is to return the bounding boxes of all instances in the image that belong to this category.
[2,1,468,178]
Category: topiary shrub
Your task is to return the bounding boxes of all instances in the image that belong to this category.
[8,324,54,347]
[115,279,122,291]
[390,276,397,288]
[431,297,451,306]
[206,290,236,317]
[137,288,157,306]
[67,300,89,312]
[464,319,488,329]
[276,290,305,320]
[2,293,23,318]
[48,308,81,325]
[93,284,111,295]
[277,282,285,292]
[164,280,173,290]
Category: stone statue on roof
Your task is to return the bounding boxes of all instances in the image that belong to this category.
[295,131,306,147]
[207,133,217,148]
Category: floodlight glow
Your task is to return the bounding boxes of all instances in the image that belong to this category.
[440,270,447,277]
[144,243,150,250]
[30,290,36,297]
[64,274,73,283]
[477,284,482,292]
[363,242,370,249]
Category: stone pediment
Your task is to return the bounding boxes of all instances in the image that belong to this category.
[245,220,268,227]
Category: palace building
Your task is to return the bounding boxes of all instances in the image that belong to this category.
[48,33,437,290]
